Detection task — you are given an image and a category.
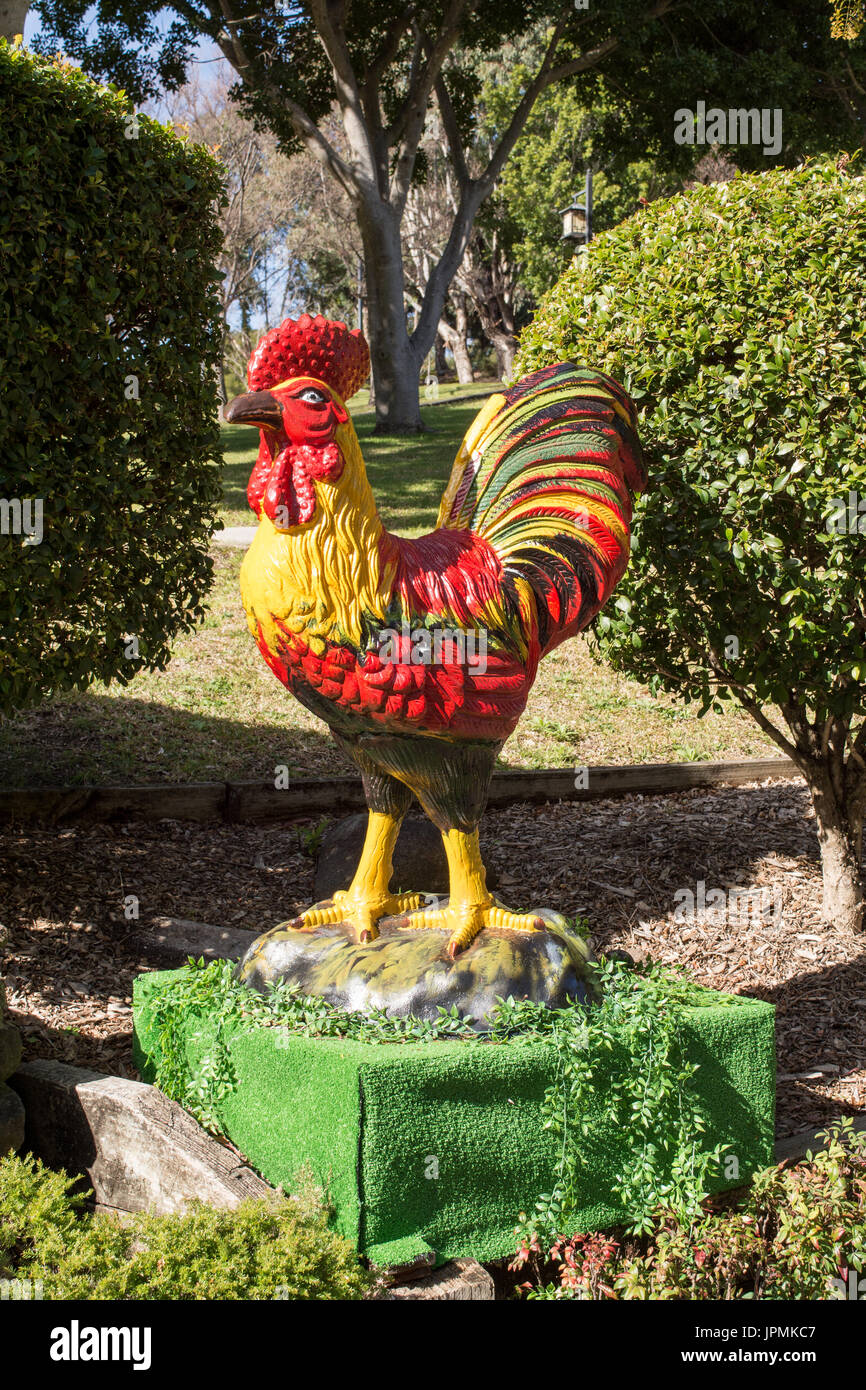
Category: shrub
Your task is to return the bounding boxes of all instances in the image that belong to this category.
[0,1151,370,1300]
[513,1119,866,1300]
[0,1151,84,1273]
[518,158,866,931]
[0,42,225,715]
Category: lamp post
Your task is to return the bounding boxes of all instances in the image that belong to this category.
[560,169,593,250]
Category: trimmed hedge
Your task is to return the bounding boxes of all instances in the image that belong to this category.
[516,159,866,725]
[0,42,225,714]
[517,159,866,928]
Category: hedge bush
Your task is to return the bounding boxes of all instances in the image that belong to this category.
[517,158,866,930]
[0,42,225,715]
[0,1152,371,1300]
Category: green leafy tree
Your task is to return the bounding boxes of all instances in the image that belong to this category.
[488,80,669,303]
[33,0,866,432]
[0,43,224,716]
[518,158,866,932]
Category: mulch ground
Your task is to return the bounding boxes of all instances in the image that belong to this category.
[1,776,863,1139]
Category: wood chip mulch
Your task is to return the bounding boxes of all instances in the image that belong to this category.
[1,777,864,1140]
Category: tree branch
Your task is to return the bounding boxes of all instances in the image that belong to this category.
[705,645,803,763]
[307,0,381,191]
[433,68,468,187]
[360,10,415,178]
[204,0,360,198]
[388,0,473,214]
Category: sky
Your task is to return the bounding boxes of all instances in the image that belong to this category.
[22,4,225,113]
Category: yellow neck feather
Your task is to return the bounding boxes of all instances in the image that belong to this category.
[240,418,394,655]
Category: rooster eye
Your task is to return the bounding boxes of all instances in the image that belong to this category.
[297,388,326,403]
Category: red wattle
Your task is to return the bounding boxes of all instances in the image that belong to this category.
[263,447,297,527]
[261,443,345,529]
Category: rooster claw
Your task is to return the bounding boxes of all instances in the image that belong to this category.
[288,889,424,945]
[397,901,546,956]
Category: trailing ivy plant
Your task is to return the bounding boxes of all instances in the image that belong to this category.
[144,953,739,1233]
[514,957,736,1242]
[146,955,479,1133]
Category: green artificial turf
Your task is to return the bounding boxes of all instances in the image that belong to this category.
[133,970,775,1267]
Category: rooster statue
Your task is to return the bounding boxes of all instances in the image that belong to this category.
[226,314,645,961]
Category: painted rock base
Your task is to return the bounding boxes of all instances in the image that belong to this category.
[236,911,593,1030]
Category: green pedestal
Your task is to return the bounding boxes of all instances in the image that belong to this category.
[133,970,775,1267]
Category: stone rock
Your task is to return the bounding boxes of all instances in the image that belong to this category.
[0,1081,25,1156]
[0,1021,22,1083]
[237,911,594,1031]
[130,916,254,968]
[9,1059,273,1214]
[313,812,498,900]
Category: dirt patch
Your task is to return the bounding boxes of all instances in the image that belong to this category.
[1,778,863,1139]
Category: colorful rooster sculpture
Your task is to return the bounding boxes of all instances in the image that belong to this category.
[226,315,645,959]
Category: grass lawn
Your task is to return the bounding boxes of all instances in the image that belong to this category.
[0,390,776,789]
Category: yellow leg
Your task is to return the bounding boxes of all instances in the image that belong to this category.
[292,810,424,944]
[395,827,544,958]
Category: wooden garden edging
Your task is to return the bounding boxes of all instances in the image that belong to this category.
[0,756,802,827]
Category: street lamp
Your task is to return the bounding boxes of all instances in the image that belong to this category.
[560,170,593,249]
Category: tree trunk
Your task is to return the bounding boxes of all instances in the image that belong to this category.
[0,2,29,41]
[435,335,448,379]
[458,234,519,384]
[490,331,516,382]
[452,335,474,384]
[359,204,422,433]
[438,295,474,384]
[808,769,864,932]
[436,312,478,383]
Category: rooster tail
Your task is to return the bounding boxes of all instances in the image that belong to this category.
[437,363,646,657]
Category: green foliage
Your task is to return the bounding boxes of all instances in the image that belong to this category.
[0,43,225,715]
[147,956,483,1132]
[0,1150,370,1300]
[146,953,730,1235]
[483,77,667,302]
[514,1119,866,1300]
[0,1153,85,1273]
[35,1,866,166]
[514,957,736,1242]
[517,160,866,735]
[297,816,331,857]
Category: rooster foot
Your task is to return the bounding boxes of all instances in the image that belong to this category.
[290,889,426,945]
[392,899,546,960]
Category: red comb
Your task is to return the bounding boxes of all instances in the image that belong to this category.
[247,314,369,400]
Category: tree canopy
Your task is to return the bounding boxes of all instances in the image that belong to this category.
[34,1,866,428]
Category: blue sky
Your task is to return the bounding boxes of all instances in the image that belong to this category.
[23,4,224,96]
